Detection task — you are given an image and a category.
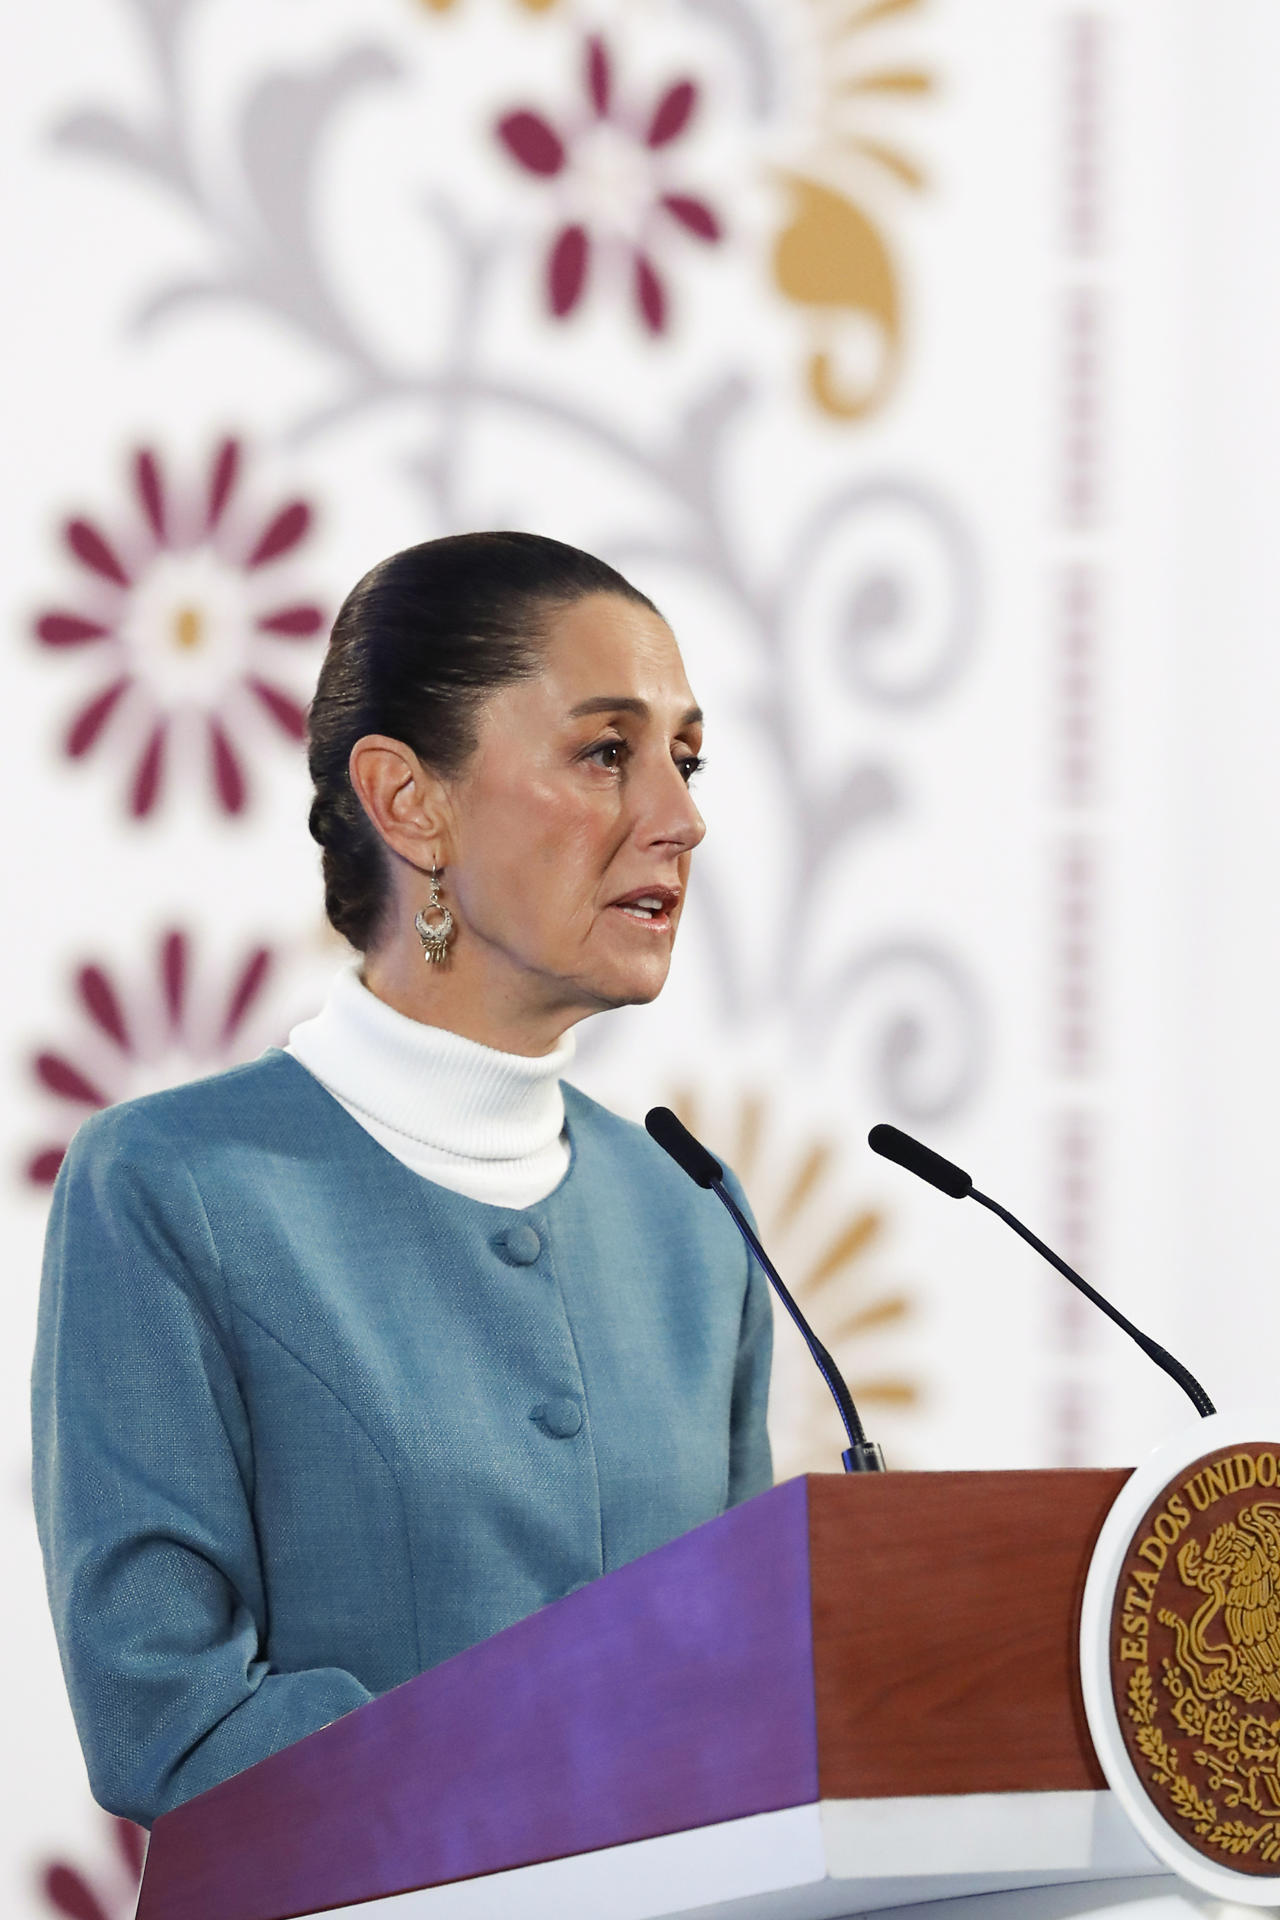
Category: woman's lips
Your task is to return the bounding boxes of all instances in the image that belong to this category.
[608,888,680,930]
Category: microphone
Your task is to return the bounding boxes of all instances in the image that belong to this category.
[867,1122,1215,1419]
[646,1106,886,1473]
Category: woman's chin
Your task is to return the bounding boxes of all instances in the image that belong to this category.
[582,950,674,1012]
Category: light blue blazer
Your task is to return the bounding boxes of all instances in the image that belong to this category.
[31,1054,773,1827]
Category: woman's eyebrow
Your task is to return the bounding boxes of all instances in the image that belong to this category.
[568,695,703,727]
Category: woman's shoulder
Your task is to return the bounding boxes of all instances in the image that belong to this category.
[559,1081,749,1208]
[65,1051,317,1166]
[559,1080,654,1158]
[559,1082,758,1241]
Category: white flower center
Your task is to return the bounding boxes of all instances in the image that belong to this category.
[570,119,659,241]
[120,549,255,706]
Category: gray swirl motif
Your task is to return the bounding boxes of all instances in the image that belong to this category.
[804,942,986,1124]
[778,479,979,710]
[48,0,987,1124]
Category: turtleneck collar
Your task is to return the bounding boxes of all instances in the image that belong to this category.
[285,963,574,1206]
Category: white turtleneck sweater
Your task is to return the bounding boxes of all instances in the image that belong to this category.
[285,964,574,1208]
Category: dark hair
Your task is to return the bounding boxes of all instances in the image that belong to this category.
[307,531,660,950]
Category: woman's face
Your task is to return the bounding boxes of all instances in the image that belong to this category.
[443,592,706,1025]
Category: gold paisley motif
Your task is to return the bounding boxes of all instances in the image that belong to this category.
[772,0,934,421]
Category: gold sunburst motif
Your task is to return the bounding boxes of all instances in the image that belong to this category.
[772,0,934,421]
[668,1087,921,1479]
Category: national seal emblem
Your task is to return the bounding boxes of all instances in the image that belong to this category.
[1107,1441,1280,1876]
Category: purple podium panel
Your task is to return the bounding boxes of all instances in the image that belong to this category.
[138,1478,819,1920]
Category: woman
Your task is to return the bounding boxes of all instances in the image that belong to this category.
[32,531,773,1829]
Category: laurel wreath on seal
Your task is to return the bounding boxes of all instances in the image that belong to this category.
[1126,1661,1280,1860]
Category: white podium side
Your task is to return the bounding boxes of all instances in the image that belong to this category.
[314,1791,1164,1920]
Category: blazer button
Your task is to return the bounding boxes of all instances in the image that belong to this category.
[495,1224,541,1265]
[532,1396,583,1438]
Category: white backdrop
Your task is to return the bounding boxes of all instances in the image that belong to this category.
[6,0,1280,1911]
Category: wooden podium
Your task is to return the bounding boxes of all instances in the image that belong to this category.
[136,1471,1171,1920]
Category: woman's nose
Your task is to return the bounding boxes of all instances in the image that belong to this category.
[639,757,706,853]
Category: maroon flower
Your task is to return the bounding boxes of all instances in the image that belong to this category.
[26,930,279,1185]
[496,35,721,334]
[35,440,326,818]
[38,1814,144,1920]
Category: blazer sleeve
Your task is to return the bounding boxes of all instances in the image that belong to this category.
[31,1107,372,1828]
[721,1166,774,1505]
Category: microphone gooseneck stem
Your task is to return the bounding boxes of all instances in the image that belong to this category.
[644,1105,886,1474]
[711,1178,886,1474]
[969,1188,1216,1419]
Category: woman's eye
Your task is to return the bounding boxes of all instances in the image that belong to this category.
[581,739,703,780]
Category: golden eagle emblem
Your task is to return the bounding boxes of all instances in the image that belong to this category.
[1170,1503,1280,1707]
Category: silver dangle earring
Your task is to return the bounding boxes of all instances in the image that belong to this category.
[414,866,455,966]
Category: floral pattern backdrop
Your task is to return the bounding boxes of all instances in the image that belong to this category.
[9,0,1280,1909]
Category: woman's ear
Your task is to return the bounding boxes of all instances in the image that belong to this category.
[348,735,453,872]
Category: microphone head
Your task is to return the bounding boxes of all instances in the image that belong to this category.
[645,1107,723,1190]
[868,1123,972,1200]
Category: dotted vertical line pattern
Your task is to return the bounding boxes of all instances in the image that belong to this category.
[1049,9,1107,1465]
